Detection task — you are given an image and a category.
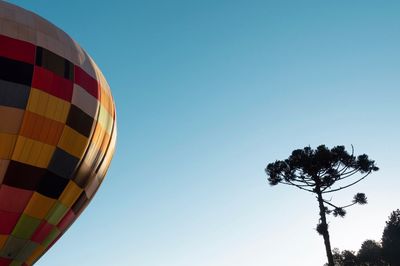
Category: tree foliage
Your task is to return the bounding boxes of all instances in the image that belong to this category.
[266,145,378,201]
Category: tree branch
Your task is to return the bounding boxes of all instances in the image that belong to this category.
[278,173,314,187]
[341,202,357,209]
[322,199,357,209]
[280,180,315,193]
[322,199,339,209]
[339,168,360,179]
[322,171,371,194]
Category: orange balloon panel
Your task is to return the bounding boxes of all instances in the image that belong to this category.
[0,1,117,265]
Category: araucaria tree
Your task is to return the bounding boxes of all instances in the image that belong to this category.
[265,145,378,266]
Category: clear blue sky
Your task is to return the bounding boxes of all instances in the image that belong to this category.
[7,0,400,265]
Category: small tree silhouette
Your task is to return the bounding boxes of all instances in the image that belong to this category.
[357,240,385,266]
[332,248,358,266]
[381,209,400,265]
[265,145,378,266]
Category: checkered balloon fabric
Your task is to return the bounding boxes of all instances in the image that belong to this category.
[0,1,117,265]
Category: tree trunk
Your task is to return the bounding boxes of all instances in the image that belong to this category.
[316,191,334,266]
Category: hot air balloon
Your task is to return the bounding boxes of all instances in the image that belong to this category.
[0,1,117,265]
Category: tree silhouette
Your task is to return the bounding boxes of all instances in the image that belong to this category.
[332,248,358,266]
[357,240,385,266]
[332,244,386,266]
[265,145,378,266]
[382,209,400,265]
[331,210,400,265]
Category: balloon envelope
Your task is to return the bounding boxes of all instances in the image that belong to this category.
[0,1,117,265]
